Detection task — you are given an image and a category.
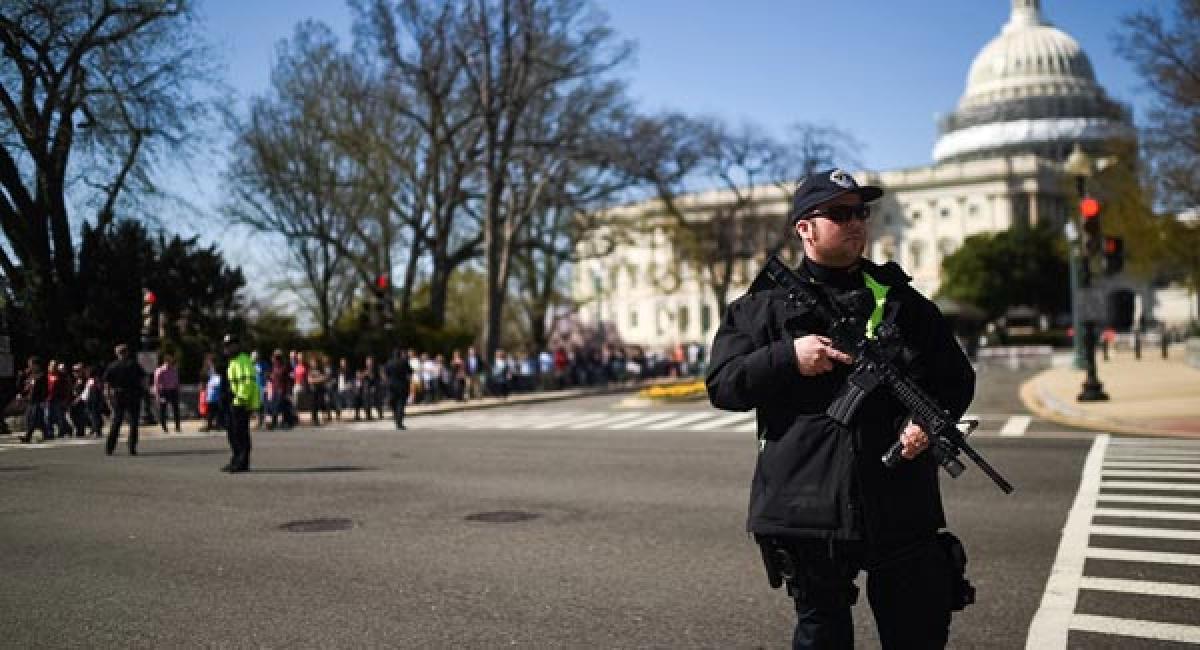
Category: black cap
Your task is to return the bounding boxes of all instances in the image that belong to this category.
[222,334,239,346]
[788,168,883,224]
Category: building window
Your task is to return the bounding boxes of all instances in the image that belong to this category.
[968,204,979,216]
[940,207,951,218]
[679,306,689,334]
[630,309,638,328]
[883,212,893,226]
[701,305,712,333]
[910,241,924,270]
[911,210,921,222]
[627,265,638,289]
[938,238,957,257]
[609,266,619,292]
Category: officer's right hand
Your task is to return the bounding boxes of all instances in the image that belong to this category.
[793,335,854,376]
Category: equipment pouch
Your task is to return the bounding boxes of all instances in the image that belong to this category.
[937,531,976,611]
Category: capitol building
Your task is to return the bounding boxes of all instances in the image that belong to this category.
[572,0,1187,349]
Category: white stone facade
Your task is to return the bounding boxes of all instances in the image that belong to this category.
[571,0,1196,348]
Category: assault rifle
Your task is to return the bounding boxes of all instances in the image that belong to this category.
[761,255,1014,494]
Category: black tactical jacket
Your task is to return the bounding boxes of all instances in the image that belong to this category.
[705,258,974,547]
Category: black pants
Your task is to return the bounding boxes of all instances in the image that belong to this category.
[106,399,141,454]
[158,389,181,432]
[776,537,953,650]
[227,404,252,469]
[389,392,406,429]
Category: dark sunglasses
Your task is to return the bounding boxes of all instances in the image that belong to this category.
[806,204,871,223]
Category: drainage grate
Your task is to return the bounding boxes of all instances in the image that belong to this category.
[279,517,355,533]
[464,510,541,523]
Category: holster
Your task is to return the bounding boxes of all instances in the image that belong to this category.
[757,537,860,610]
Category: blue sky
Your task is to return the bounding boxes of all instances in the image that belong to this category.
[189,0,1169,281]
[198,0,1166,170]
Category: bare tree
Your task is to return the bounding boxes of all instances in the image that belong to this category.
[618,114,864,317]
[224,21,387,337]
[453,0,632,361]
[0,0,217,351]
[1115,0,1200,313]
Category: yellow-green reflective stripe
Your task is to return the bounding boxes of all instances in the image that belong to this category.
[863,272,890,338]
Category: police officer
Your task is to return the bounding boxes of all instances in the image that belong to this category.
[221,334,260,473]
[706,169,976,649]
[103,343,147,456]
[384,347,413,430]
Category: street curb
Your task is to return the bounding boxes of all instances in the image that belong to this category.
[1018,372,1199,438]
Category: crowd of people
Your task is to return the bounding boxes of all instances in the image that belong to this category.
[11,340,708,442]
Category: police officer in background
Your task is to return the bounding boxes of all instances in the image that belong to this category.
[103,343,147,456]
[221,334,260,473]
[706,169,976,649]
[384,347,413,430]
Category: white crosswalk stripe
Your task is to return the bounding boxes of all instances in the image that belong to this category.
[1028,435,1200,648]
[394,407,1052,435]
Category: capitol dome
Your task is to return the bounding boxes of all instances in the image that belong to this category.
[932,0,1134,163]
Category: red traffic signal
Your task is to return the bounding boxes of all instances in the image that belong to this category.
[375,274,389,291]
[1080,197,1101,220]
[143,289,157,305]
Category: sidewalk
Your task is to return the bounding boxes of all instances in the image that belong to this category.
[3,379,679,438]
[1019,344,1200,437]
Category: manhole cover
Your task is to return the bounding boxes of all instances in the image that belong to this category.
[464,510,541,523]
[279,517,355,533]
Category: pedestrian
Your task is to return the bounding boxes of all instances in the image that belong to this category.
[336,358,354,421]
[385,347,413,430]
[254,350,270,430]
[203,360,223,433]
[154,353,182,433]
[307,354,326,426]
[706,168,977,649]
[268,350,294,430]
[83,364,106,437]
[17,356,50,443]
[68,362,89,437]
[103,343,147,456]
[465,346,484,399]
[356,356,381,420]
[450,349,467,401]
[46,360,71,438]
[221,334,260,473]
[489,349,512,398]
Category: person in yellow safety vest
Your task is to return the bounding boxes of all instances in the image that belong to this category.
[221,334,260,473]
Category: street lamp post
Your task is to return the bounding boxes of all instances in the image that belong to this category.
[1063,144,1109,402]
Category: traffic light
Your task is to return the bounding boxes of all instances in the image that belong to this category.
[141,289,158,349]
[1103,236,1125,275]
[375,274,394,330]
[1080,197,1102,257]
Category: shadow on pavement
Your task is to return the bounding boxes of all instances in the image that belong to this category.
[136,449,227,457]
[250,466,374,473]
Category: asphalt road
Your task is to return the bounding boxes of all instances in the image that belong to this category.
[0,361,1149,648]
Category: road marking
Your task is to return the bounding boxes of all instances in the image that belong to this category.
[1071,614,1200,644]
[999,415,1031,437]
[1105,461,1200,469]
[1087,547,1200,566]
[1108,440,1200,449]
[1094,508,1200,521]
[1101,481,1200,491]
[1026,434,1109,650]
[1089,525,1200,541]
[1102,469,1200,480]
[564,412,648,430]
[691,412,754,431]
[1106,453,1200,462]
[607,412,682,430]
[1080,576,1200,600]
[534,412,607,429]
[645,412,719,430]
[1097,494,1200,506]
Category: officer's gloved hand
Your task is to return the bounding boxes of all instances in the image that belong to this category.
[792,335,854,376]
